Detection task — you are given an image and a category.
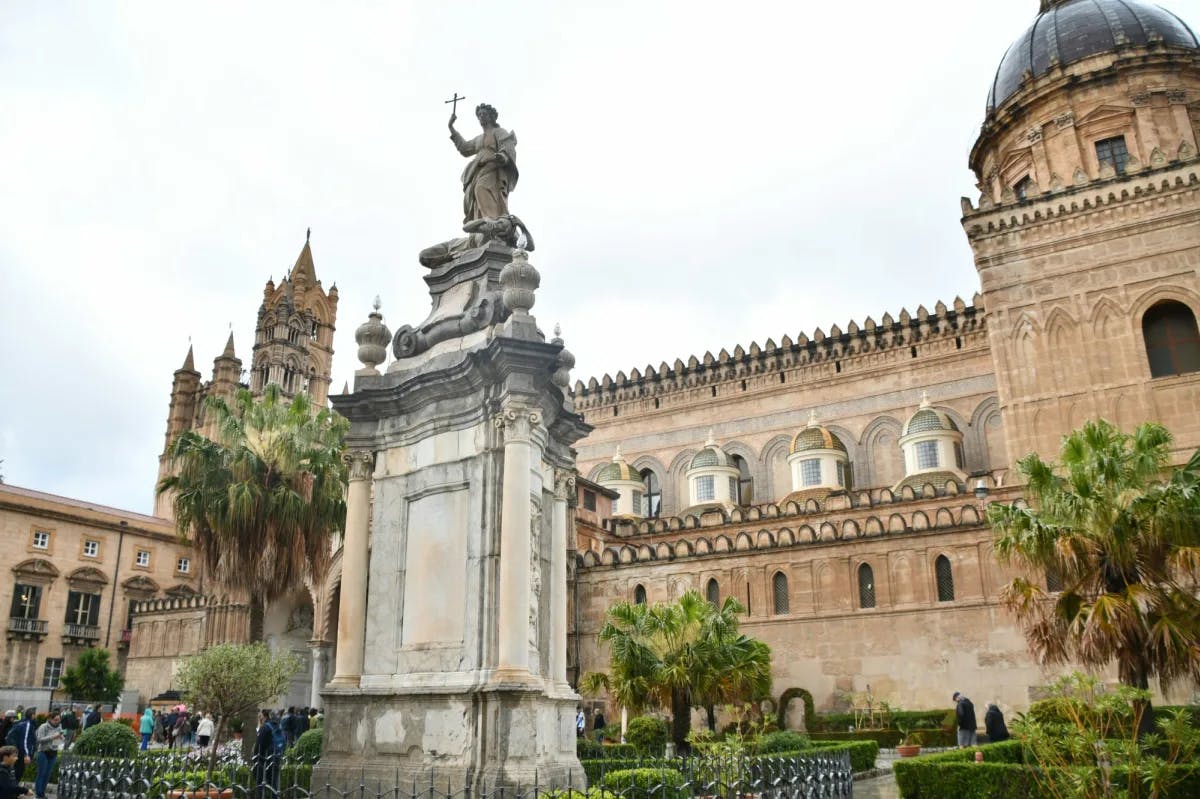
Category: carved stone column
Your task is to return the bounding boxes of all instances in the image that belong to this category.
[550,469,574,686]
[495,407,540,676]
[329,450,373,687]
[309,641,331,706]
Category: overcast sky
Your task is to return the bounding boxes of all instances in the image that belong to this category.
[4,1,1197,515]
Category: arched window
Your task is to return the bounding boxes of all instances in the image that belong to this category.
[772,572,789,615]
[935,555,955,602]
[705,578,720,606]
[1143,301,1200,377]
[640,469,661,518]
[731,455,753,505]
[633,584,647,605]
[858,563,876,609]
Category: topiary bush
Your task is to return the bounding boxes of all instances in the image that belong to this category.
[625,716,668,756]
[289,728,322,761]
[599,767,686,799]
[73,720,139,757]
[755,730,811,754]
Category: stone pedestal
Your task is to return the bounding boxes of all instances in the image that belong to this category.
[318,243,589,791]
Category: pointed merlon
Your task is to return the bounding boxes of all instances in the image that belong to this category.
[182,344,195,372]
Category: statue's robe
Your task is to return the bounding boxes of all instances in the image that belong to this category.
[451,126,519,223]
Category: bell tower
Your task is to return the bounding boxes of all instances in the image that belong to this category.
[249,231,339,406]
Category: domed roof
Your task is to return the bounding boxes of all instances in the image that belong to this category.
[689,430,734,470]
[904,395,961,436]
[790,412,848,454]
[987,0,1198,112]
[596,447,640,483]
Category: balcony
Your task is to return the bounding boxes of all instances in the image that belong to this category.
[7,617,48,639]
[63,622,101,644]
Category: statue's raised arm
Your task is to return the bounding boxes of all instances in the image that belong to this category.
[448,102,519,225]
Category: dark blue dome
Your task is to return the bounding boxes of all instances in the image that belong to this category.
[988,0,1199,112]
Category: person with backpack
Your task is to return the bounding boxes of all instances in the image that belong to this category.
[5,710,36,784]
[252,710,282,799]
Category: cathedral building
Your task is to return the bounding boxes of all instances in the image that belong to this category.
[569,0,1200,716]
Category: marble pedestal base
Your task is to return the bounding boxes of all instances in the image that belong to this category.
[313,683,585,791]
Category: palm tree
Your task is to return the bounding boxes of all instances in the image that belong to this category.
[158,384,349,639]
[988,419,1200,732]
[580,589,772,750]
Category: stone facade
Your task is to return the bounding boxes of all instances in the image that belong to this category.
[569,0,1200,720]
[0,483,198,707]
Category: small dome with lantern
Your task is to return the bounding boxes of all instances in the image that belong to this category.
[594,446,646,517]
[785,411,851,499]
[684,430,741,510]
[896,393,967,493]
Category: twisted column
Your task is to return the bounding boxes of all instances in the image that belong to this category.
[329,450,374,687]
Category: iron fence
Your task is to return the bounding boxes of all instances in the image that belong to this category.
[57,750,853,799]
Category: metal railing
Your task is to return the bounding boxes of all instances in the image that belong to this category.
[58,749,854,799]
[64,622,101,640]
[8,617,49,635]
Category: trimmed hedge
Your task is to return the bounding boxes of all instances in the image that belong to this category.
[599,768,686,799]
[625,717,668,756]
[577,740,638,760]
[72,721,140,757]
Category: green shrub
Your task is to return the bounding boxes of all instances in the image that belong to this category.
[289,728,322,761]
[755,730,811,754]
[625,717,668,756]
[73,721,139,757]
[599,767,686,799]
[537,789,616,799]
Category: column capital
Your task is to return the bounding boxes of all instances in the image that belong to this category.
[553,469,577,503]
[493,407,542,444]
[342,450,375,481]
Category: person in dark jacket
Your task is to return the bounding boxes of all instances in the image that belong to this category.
[0,746,31,799]
[5,712,35,784]
[952,692,977,747]
[984,703,1010,743]
[253,710,280,799]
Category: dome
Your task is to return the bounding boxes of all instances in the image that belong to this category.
[987,0,1198,112]
[596,448,640,483]
[790,419,847,454]
[689,430,734,470]
[903,394,960,436]
[905,408,960,436]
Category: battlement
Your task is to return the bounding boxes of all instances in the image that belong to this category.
[573,298,987,412]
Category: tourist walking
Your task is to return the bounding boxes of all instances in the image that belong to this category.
[196,714,214,749]
[33,711,64,799]
[0,745,31,799]
[5,711,35,784]
[984,703,1010,743]
[952,692,977,747]
[139,708,155,751]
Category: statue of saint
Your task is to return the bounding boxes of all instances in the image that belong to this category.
[448,103,519,224]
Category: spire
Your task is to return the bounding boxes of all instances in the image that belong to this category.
[222,331,236,358]
[292,231,316,285]
[181,344,195,372]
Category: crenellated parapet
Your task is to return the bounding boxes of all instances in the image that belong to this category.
[572,298,987,412]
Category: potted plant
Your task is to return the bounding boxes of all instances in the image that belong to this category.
[896,726,923,758]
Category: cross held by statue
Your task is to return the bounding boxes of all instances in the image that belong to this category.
[444,92,467,115]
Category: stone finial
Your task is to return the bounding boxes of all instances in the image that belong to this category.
[500,249,540,318]
[355,298,392,374]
